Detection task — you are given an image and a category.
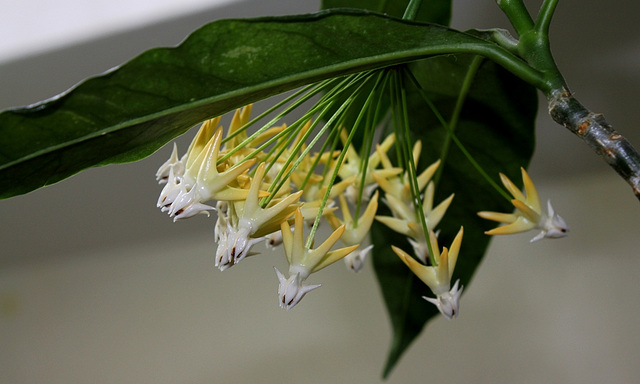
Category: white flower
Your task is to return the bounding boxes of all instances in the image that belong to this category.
[155,143,185,184]
[343,244,374,273]
[274,268,322,310]
[326,192,379,272]
[213,163,302,270]
[478,168,569,242]
[275,208,358,309]
[392,227,464,320]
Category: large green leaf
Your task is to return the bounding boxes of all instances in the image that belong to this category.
[0,10,523,199]
[372,55,537,377]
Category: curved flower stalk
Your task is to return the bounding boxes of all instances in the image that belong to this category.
[275,208,358,310]
[338,130,396,204]
[478,167,568,242]
[325,192,379,272]
[392,227,464,320]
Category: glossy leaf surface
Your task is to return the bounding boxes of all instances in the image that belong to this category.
[0,10,511,199]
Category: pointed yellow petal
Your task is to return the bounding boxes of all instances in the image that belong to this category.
[375,216,411,237]
[484,216,536,235]
[368,133,395,169]
[435,248,450,289]
[252,202,299,238]
[477,211,518,223]
[207,159,256,196]
[324,212,344,232]
[242,162,266,215]
[499,172,526,202]
[447,227,464,279]
[291,208,305,264]
[311,225,345,260]
[355,190,379,230]
[412,140,422,167]
[338,194,353,224]
[371,168,402,195]
[312,244,360,273]
[341,191,379,245]
[392,246,437,288]
[512,199,541,223]
[426,193,454,229]
[428,229,441,263]
[280,218,294,263]
[416,159,441,191]
[250,124,286,147]
[210,186,252,201]
[376,143,394,170]
[251,190,302,234]
[185,117,220,169]
[383,193,414,222]
[298,201,337,221]
[520,167,542,214]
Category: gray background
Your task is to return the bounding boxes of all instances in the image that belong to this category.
[1,1,640,383]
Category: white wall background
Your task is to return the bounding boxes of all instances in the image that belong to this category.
[1,1,640,383]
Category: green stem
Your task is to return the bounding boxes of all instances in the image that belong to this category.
[391,70,436,264]
[535,0,559,36]
[402,0,423,20]
[404,66,512,202]
[432,56,483,187]
[304,73,377,248]
[354,71,390,222]
[496,0,534,36]
[495,0,640,201]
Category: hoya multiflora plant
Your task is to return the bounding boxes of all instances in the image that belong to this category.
[0,0,638,378]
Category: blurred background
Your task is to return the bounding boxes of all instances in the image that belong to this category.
[1,1,639,383]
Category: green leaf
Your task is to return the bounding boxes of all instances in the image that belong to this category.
[0,9,525,199]
[322,0,451,25]
[372,55,537,377]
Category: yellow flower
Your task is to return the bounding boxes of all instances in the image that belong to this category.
[325,192,379,272]
[275,208,358,310]
[392,227,464,320]
[161,127,256,221]
[478,168,568,242]
[214,162,302,270]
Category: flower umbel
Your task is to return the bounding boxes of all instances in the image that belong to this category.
[478,167,568,242]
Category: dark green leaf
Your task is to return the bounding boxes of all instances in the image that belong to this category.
[0,10,514,199]
[372,55,538,377]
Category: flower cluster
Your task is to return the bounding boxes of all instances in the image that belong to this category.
[156,105,381,309]
[155,100,568,317]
